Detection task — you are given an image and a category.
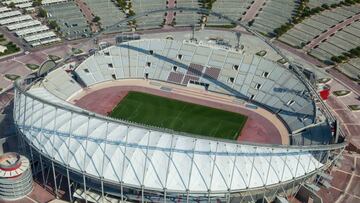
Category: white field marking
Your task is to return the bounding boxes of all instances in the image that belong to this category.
[170,104,187,128]
[210,120,223,137]
[127,101,142,121]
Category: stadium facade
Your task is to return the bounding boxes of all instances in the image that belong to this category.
[12,38,347,202]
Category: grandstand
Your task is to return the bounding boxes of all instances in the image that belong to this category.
[42,68,82,100]
[75,39,315,133]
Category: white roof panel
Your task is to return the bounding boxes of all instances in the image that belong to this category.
[0,7,11,13]
[0,14,32,25]
[16,2,32,8]
[15,25,49,36]
[7,20,41,30]
[24,31,56,42]
[3,0,30,5]
[0,10,21,19]
[41,0,67,5]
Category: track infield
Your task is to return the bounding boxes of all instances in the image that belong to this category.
[109,91,248,140]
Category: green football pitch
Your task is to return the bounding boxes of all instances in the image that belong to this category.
[109,91,248,140]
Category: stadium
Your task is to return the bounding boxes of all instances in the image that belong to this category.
[0,0,359,202]
[10,8,348,202]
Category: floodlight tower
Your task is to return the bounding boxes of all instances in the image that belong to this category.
[190,24,197,42]
[235,31,241,50]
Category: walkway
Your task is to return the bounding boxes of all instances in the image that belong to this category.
[0,26,25,50]
[74,0,99,32]
[242,0,266,22]
[327,68,360,96]
[70,79,290,145]
[273,40,325,67]
[304,13,360,51]
[164,0,176,25]
[325,76,360,150]
[317,151,360,203]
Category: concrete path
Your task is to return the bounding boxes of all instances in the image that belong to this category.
[317,151,360,203]
[327,68,360,96]
[304,13,360,51]
[74,0,99,32]
[165,0,176,25]
[242,0,266,22]
[273,40,325,67]
[0,27,25,52]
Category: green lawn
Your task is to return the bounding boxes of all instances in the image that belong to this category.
[109,92,248,140]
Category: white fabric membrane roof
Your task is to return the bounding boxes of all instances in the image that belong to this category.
[16,85,323,193]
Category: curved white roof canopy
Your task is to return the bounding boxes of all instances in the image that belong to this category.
[15,87,323,193]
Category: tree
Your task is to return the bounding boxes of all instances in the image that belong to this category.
[9,2,15,8]
[38,8,47,18]
[33,0,42,6]
[48,20,59,30]
[128,9,135,16]
[116,0,126,9]
[344,0,357,5]
[338,55,347,62]
[93,16,101,23]
[321,4,329,9]
[343,52,353,58]
[349,49,360,57]
[330,3,338,8]
[248,20,254,26]
[331,56,341,63]
[200,0,216,10]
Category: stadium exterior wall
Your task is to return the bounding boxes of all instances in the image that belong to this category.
[16,135,343,203]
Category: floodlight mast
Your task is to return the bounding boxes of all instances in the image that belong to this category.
[190,24,196,41]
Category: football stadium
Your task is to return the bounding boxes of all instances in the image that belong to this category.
[13,36,346,202]
[1,1,360,203]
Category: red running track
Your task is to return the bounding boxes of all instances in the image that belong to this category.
[74,86,283,145]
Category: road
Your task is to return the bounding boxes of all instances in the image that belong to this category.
[242,0,266,22]
[327,68,360,96]
[74,0,99,32]
[273,40,325,67]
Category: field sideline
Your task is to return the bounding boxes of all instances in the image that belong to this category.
[109,91,248,140]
